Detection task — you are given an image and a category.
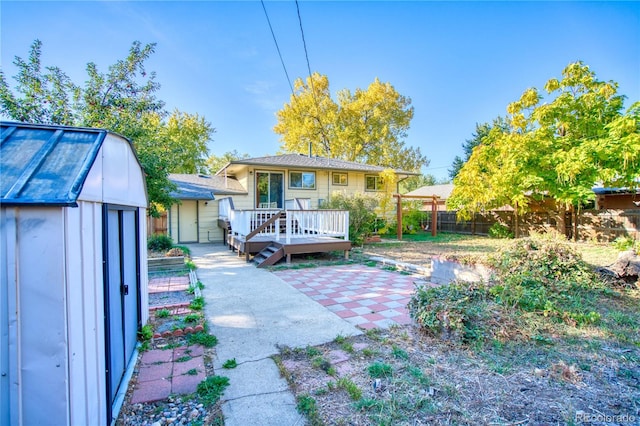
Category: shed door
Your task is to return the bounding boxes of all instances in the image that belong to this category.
[104,206,140,423]
[178,200,198,243]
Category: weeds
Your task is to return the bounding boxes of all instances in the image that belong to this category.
[336,377,362,400]
[296,394,323,425]
[156,309,170,318]
[197,376,229,407]
[190,296,205,310]
[368,362,393,378]
[187,332,218,348]
[222,358,237,369]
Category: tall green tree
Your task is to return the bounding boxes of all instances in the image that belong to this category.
[206,150,251,174]
[449,62,639,236]
[274,73,427,172]
[0,40,79,124]
[0,40,214,216]
[448,117,508,180]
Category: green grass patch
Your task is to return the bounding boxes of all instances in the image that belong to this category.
[368,362,393,378]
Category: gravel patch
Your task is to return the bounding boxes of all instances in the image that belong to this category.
[149,291,193,308]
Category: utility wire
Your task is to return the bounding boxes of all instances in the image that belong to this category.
[261,0,294,95]
[295,0,330,154]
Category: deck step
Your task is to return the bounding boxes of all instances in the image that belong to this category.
[253,243,285,268]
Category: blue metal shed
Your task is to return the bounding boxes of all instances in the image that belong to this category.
[0,122,149,425]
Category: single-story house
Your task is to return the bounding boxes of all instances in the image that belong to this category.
[165,154,417,245]
[408,183,640,212]
[593,186,640,209]
[404,183,454,211]
[1,122,148,425]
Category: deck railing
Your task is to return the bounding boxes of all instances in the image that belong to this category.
[227,208,349,243]
[218,197,234,219]
[228,209,281,238]
[286,210,349,243]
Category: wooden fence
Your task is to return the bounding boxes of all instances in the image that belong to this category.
[435,209,639,242]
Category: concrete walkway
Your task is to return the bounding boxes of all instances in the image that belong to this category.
[189,244,361,426]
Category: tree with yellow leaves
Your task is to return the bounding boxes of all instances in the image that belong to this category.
[274,73,427,172]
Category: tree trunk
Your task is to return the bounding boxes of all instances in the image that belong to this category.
[557,204,567,237]
[513,203,519,238]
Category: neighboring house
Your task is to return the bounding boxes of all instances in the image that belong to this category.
[593,187,640,209]
[1,122,148,425]
[404,183,454,211]
[408,183,640,212]
[166,154,417,244]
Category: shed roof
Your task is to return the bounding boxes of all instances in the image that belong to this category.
[0,121,132,206]
[0,121,147,207]
[169,173,247,199]
[217,153,418,176]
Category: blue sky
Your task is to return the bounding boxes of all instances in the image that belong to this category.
[2,1,639,180]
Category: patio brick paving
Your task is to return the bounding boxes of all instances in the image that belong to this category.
[130,345,206,404]
[148,276,190,293]
[273,264,436,330]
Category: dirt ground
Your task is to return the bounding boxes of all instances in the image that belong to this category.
[275,239,638,426]
[277,324,639,426]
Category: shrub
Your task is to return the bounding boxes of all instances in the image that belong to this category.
[408,281,493,342]
[490,235,603,325]
[320,192,379,245]
[488,222,514,239]
[612,236,636,252]
[402,207,428,234]
[147,234,173,251]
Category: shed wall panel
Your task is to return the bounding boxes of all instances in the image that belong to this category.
[1,209,13,425]
[65,202,107,425]
[138,207,149,325]
[94,135,147,207]
[16,208,70,425]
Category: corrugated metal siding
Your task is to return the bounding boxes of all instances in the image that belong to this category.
[65,202,107,424]
[9,207,70,425]
[1,209,12,425]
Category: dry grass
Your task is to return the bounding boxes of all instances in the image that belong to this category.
[278,325,639,425]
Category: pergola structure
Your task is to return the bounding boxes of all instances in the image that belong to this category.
[393,194,440,240]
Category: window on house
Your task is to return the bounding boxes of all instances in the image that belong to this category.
[289,171,316,189]
[365,175,383,191]
[332,172,348,186]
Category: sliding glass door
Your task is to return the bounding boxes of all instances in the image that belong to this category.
[256,172,283,209]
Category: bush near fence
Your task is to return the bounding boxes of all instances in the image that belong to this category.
[437,209,639,242]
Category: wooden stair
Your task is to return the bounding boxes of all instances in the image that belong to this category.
[252,243,285,268]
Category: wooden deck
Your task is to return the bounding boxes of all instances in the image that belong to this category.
[227,234,351,265]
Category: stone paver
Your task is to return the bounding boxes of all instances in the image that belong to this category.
[274,264,434,329]
[130,345,205,404]
[148,276,190,293]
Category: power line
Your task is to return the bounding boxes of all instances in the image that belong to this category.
[295,0,329,153]
[261,0,294,95]
[295,0,315,96]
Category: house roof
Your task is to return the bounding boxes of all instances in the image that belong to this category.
[1,121,109,206]
[404,183,454,199]
[216,153,419,176]
[168,173,247,199]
